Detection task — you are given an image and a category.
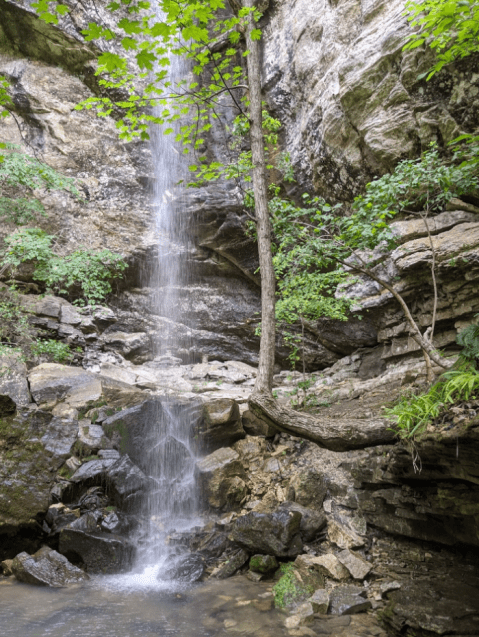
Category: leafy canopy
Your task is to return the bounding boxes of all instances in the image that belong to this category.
[404,0,479,79]
[33,0,262,145]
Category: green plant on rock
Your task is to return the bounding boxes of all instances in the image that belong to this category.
[1,228,128,306]
[386,366,479,440]
[30,339,74,363]
[270,142,479,380]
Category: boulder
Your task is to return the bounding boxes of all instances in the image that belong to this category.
[70,459,117,484]
[101,398,203,472]
[232,508,303,557]
[249,554,278,574]
[195,398,245,451]
[215,548,250,579]
[336,549,372,580]
[60,304,83,326]
[11,547,89,587]
[273,562,324,608]
[78,487,108,514]
[279,502,327,542]
[0,354,30,414]
[295,554,349,581]
[0,410,75,543]
[284,602,315,629]
[102,331,151,362]
[105,455,148,507]
[1,558,14,576]
[77,421,110,454]
[160,553,205,582]
[101,512,121,533]
[329,585,371,615]
[289,468,327,509]
[59,522,135,574]
[28,364,102,409]
[328,519,366,550]
[41,416,78,459]
[196,447,248,509]
[309,589,330,614]
[233,436,268,464]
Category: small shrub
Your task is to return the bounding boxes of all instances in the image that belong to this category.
[31,339,74,363]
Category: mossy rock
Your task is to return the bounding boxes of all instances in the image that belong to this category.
[272,562,320,608]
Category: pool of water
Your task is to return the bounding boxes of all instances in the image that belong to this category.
[0,572,290,637]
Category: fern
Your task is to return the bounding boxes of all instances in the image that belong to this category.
[387,367,479,440]
[457,322,479,364]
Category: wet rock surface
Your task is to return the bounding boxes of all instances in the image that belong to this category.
[161,553,206,583]
[11,547,88,587]
[59,522,135,574]
[232,509,303,558]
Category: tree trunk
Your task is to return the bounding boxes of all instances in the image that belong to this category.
[248,393,396,451]
[244,0,276,396]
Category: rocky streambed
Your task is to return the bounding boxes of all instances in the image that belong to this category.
[1,330,479,637]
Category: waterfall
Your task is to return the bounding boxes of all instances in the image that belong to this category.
[134,41,201,580]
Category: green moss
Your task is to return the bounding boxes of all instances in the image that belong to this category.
[78,399,107,420]
[58,465,74,479]
[249,556,262,570]
[272,563,315,609]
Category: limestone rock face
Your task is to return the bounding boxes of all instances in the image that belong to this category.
[28,364,102,409]
[0,408,76,541]
[263,0,479,199]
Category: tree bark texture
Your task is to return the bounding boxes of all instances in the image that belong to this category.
[244,0,276,396]
[249,393,396,451]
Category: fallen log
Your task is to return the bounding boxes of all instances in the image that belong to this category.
[248,393,396,451]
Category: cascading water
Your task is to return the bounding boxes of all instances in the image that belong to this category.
[132,42,202,582]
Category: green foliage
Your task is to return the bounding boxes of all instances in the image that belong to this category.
[0,294,32,356]
[0,79,81,222]
[0,144,81,224]
[2,229,128,305]
[386,367,479,439]
[404,0,479,79]
[456,320,479,364]
[271,142,479,325]
[188,110,283,185]
[353,142,479,221]
[30,339,75,363]
[0,290,79,363]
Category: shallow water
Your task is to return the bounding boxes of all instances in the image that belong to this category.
[0,573,290,637]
